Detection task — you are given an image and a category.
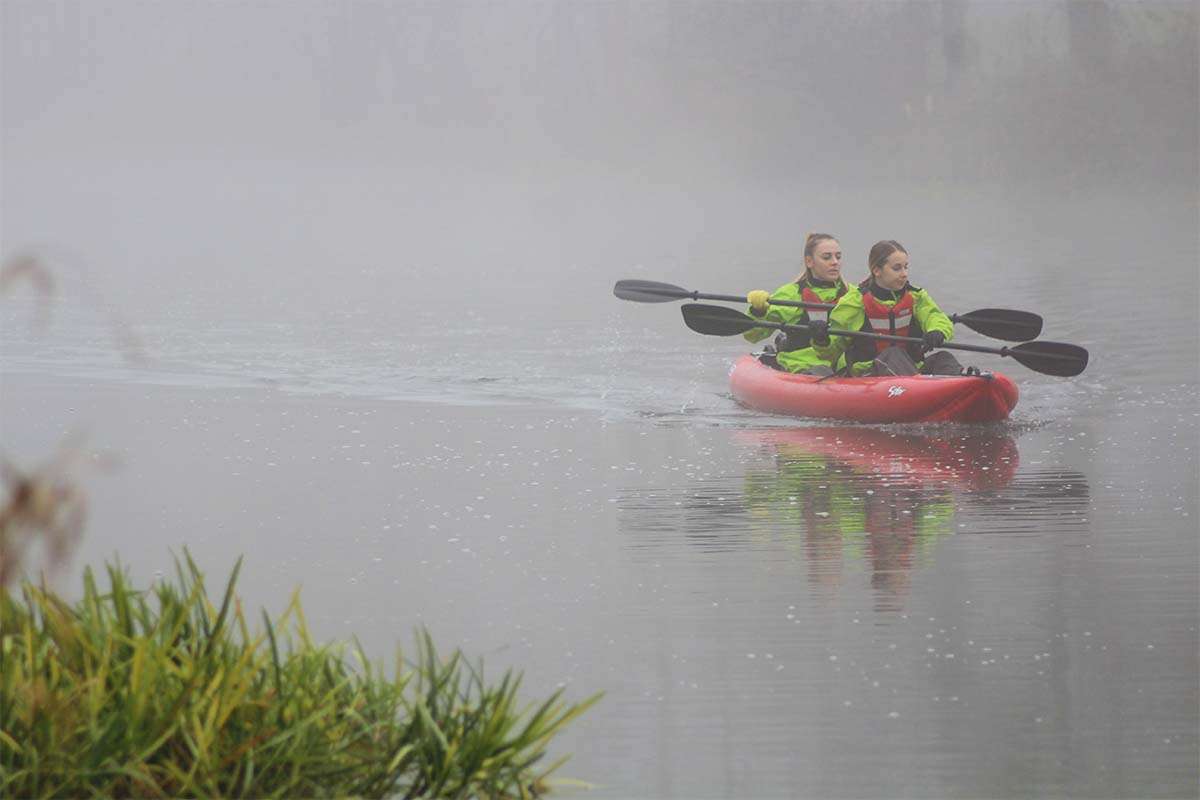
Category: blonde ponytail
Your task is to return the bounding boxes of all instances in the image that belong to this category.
[801,232,836,281]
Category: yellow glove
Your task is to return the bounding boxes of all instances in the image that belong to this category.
[747,289,770,316]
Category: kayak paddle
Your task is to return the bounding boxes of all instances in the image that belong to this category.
[680,303,1088,377]
[947,308,1042,342]
[615,278,825,310]
[615,279,1043,341]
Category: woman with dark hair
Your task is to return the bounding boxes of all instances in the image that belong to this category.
[743,233,850,375]
[812,240,962,377]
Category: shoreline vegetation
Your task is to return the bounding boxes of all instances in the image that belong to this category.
[0,553,599,798]
[1,253,598,797]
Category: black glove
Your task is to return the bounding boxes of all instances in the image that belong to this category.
[808,319,830,346]
[922,330,946,352]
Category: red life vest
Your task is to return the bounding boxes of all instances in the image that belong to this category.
[800,284,844,323]
[778,281,847,351]
[859,290,917,355]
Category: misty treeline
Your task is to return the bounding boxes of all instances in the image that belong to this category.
[6,1,1194,191]
[300,1,1200,188]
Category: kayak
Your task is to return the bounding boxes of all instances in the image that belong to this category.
[729,354,1019,423]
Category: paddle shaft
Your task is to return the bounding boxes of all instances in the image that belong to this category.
[748,317,1073,362]
[679,302,1087,375]
[683,289,831,311]
[619,282,1016,318]
[753,299,1022,330]
[659,291,1029,334]
[613,281,1043,341]
[696,292,1003,326]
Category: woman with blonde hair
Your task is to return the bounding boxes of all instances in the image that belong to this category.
[743,232,850,375]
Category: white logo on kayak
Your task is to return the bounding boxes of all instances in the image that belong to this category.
[887,385,906,398]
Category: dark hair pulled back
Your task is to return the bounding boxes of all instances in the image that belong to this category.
[867,240,907,275]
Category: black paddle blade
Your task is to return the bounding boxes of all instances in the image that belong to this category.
[953,308,1044,342]
[613,279,691,303]
[1008,341,1089,377]
[681,303,759,336]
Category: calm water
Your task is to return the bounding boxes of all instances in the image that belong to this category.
[2,186,1197,797]
[3,3,1198,795]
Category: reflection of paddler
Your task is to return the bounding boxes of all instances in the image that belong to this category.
[736,426,1018,491]
[740,427,1017,610]
[857,483,956,611]
[743,450,865,599]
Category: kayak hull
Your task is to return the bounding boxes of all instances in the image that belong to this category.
[729,355,1019,423]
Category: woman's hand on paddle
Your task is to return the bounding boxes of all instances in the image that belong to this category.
[747,290,770,316]
[923,330,946,352]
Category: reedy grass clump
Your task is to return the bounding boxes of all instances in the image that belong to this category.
[0,554,598,798]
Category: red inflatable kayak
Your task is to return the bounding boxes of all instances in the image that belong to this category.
[729,354,1019,423]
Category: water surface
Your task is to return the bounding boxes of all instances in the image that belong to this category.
[2,2,1197,796]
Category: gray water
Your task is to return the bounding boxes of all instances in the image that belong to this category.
[3,2,1198,798]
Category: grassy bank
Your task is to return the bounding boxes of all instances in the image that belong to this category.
[0,554,598,798]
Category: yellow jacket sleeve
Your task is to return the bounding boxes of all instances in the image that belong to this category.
[743,282,806,343]
[813,287,865,362]
[743,308,778,343]
[913,290,954,341]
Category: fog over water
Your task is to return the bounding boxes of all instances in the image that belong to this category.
[3,2,1198,797]
[4,2,1195,321]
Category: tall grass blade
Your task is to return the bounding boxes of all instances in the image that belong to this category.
[0,554,596,797]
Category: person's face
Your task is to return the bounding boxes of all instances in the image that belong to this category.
[805,239,842,282]
[873,250,909,291]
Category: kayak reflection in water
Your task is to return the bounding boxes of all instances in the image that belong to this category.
[740,427,1019,612]
[742,233,851,376]
[812,240,963,377]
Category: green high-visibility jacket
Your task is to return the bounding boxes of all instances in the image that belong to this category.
[743,277,848,373]
[813,283,954,376]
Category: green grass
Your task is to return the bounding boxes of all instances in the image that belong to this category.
[0,553,599,798]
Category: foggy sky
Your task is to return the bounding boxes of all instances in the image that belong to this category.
[2,1,1196,320]
[6,2,1194,179]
